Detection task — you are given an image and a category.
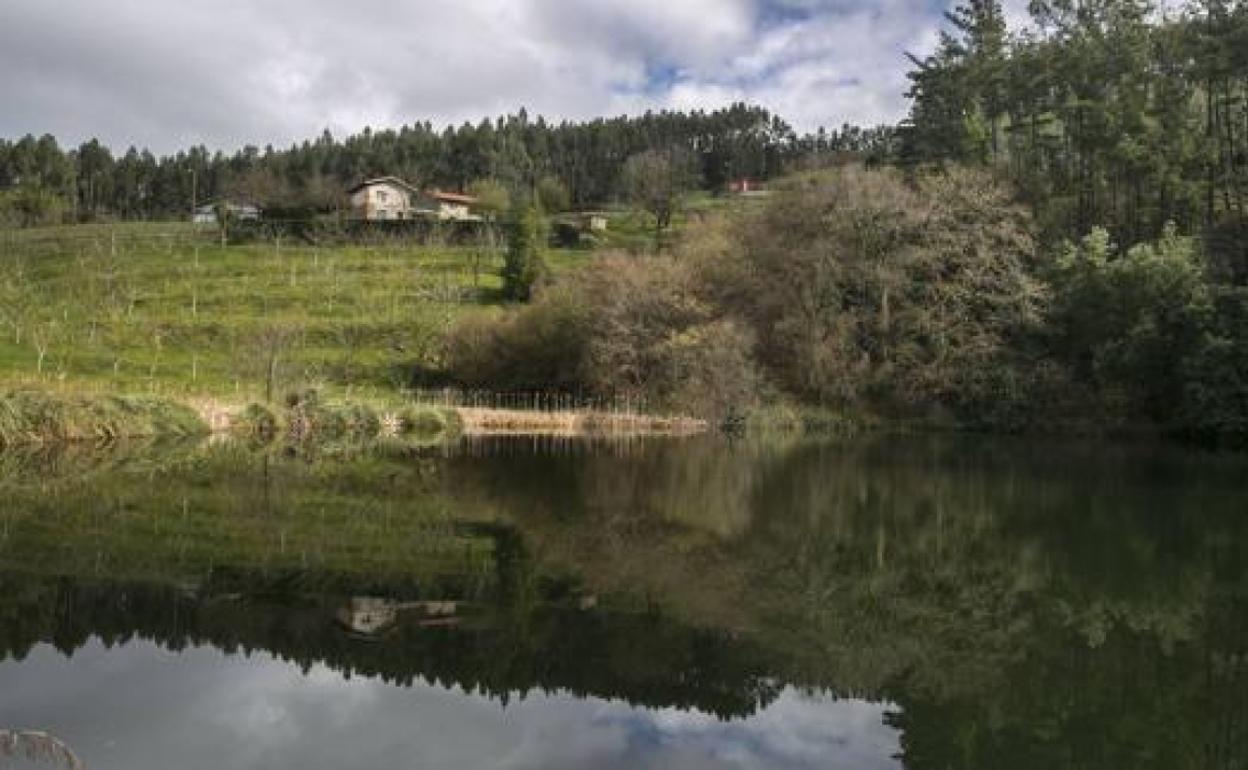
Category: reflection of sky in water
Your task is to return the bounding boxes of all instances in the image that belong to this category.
[0,640,901,770]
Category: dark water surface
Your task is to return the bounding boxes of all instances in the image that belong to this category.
[0,434,1246,769]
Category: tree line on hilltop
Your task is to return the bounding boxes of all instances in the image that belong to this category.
[0,104,895,226]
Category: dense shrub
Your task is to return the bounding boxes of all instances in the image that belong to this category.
[724,165,1045,422]
[233,403,279,439]
[444,284,591,392]
[396,405,461,436]
[445,254,757,421]
[651,319,758,421]
[0,187,67,228]
[1177,290,1248,438]
[1048,226,1212,425]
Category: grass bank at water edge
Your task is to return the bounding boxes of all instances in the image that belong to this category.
[0,390,206,446]
[0,389,464,448]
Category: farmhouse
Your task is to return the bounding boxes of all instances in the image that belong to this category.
[347,177,481,222]
[347,176,421,221]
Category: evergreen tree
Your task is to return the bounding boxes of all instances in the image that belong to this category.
[503,204,546,302]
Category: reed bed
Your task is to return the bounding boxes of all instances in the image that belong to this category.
[455,406,707,436]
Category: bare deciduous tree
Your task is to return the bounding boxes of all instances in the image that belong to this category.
[621,148,697,249]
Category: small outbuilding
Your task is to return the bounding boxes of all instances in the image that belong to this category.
[726,179,772,198]
[193,200,260,225]
[415,190,481,222]
[580,213,608,232]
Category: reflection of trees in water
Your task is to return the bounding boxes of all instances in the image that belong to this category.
[0,730,83,770]
[0,566,780,720]
[1,435,1247,766]
[732,438,1248,769]
[447,435,1248,768]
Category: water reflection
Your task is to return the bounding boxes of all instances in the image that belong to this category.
[2,640,899,770]
[0,434,1246,768]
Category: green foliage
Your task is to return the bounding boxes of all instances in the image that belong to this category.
[502,205,548,301]
[466,178,510,220]
[898,0,1248,437]
[904,0,1248,252]
[1179,289,1248,437]
[1049,225,1212,423]
[535,176,570,214]
[0,186,67,228]
[445,284,591,392]
[288,391,382,440]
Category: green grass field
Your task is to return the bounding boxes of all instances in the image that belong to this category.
[0,223,590,400]
[0,192,759,404]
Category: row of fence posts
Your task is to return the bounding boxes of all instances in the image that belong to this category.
[409,388,650,416]
[450,431,657,458]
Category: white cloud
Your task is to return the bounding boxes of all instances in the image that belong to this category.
[0,0,959,152]
[660,1,941,131]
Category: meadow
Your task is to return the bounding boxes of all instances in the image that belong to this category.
[0,223,591,401]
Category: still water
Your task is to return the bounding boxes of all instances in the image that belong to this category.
[0,434,1245,769]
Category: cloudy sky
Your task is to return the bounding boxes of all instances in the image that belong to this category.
[0,0,1025,154]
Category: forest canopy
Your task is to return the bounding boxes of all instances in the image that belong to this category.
[902,0,1248,267]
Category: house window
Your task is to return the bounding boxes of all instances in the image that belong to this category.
[377,190,388,203]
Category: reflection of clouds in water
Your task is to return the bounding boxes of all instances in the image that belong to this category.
[499,691,900,770]
[0,640,900,770]
[199,662,387,765]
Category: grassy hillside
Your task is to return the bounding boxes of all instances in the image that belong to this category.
[0,223,589,399]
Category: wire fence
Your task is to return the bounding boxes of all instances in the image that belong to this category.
[409,388,653,416]
[0,218,498,254]
[0,376,658,419]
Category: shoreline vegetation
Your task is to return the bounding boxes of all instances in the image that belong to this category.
[0,389,711,448]
[2,159,1245,447]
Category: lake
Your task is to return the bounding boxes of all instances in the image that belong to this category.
[0,434,1245,769]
